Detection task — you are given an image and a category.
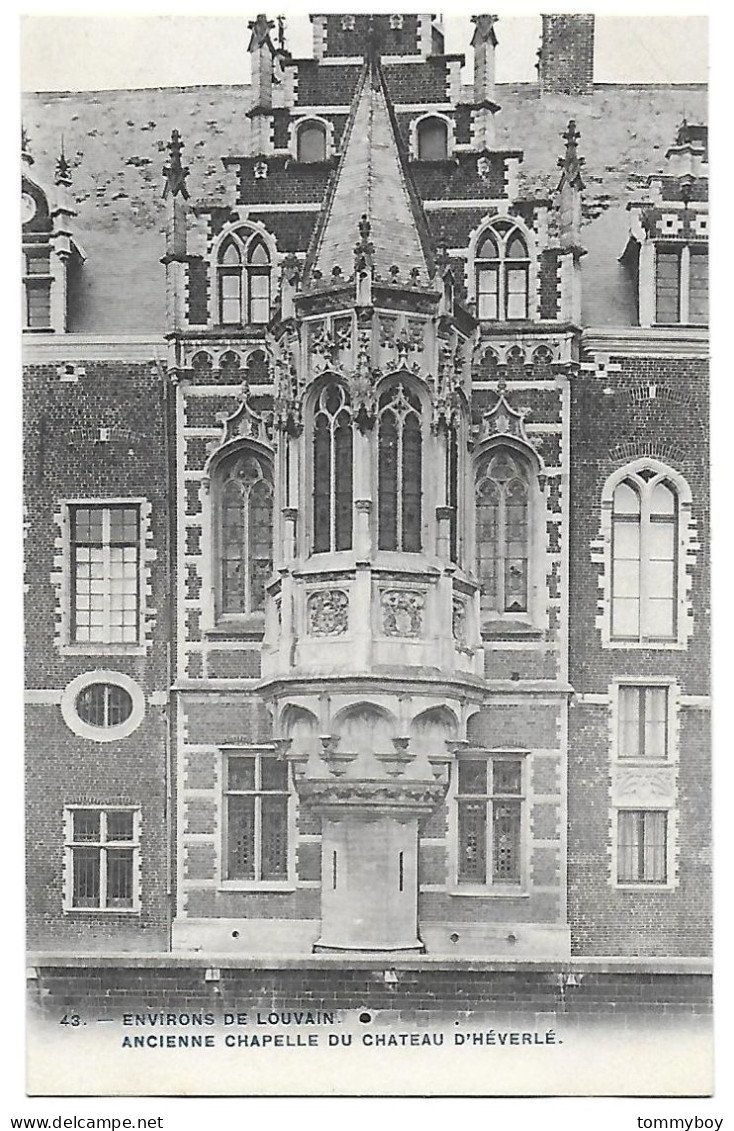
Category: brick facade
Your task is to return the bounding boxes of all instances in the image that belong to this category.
[22,13,709,996]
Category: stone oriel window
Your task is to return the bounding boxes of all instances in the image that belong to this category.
[64,807,140,911]
[217,450,274,617]
[224,752,290,883]
[377,382,422,552]
[312,382,353,553]
[475,449,531,616]
[70,505,140,644]
[456,757,524,887]
[475,221,530,321]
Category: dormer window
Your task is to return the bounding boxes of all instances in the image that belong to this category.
[656,244,708,326]
[23,248,52,329]
[475,222,530,321]
[297,120,328,164]
[416,117,448,161]
[217,231,272,327]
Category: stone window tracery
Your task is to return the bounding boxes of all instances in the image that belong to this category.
[217,450,274,617]
[476,449,530,616]
[474,221,530,321]
[216,230,272,326]
[312,382,353,553]
[377,383,422,553]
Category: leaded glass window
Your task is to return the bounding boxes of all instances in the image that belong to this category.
[617,810,667,884]
[457,757,523,886]
[76,683,133,728]
[475,222,530,321]
[611,474,677,641]
[312,382,353,553]
[378,383,422,552]
[476,450,530,615]
[66,807,139,910]
[219,452,273,616]
[225,753,289,882]
[71,505,139,643]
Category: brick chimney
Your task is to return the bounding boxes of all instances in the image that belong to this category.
[539,14,595,96]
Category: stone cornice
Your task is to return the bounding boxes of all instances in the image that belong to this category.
[23,333,167,364]
[582,326,708,358]
[296,776,447,818]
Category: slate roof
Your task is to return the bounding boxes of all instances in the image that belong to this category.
[21,79,707,332]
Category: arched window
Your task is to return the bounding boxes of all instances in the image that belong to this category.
[297,120,327,163]
[475,221,530,321]
[218,450,273,616]
[611,473,678,641]
[313,382,353,553]
[416,116,448,161]
[217,231,272,326]
[476,449,530,615]
[378,383,422,552]
[447,424,460,565]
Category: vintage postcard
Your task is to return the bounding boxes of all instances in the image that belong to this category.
[21,8,712,1097]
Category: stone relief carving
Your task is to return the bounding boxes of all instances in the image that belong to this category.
[614,766,675,805]
[381,590,425,638]
[452,598,467,645]
[307,589,349,636]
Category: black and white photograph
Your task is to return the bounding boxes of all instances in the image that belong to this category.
[17,6,715,1101]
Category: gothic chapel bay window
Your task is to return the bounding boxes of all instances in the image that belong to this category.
[218,451,274,618]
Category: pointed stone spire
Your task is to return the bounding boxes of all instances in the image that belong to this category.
[305,49,435,285]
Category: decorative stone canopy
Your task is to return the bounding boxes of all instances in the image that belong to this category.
[296,777,448,821]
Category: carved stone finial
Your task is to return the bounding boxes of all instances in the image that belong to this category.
[248,13,276,52]
[471,14,499,47]
[162,129,190,201]
[557,118,585,191]
[55,138,72,187]
[353,213,375,276]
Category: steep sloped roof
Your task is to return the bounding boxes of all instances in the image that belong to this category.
[305,52,435,283]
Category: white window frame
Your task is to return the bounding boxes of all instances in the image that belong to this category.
[608,677,679,892]
[218,747,296,892]
[290,115,333,163]
[211,224,277,331]
[60,669,146,743]
[447,750,530,896]
[63,805,141,913]
[595,459,694,650]
[466,215,538,323]
[55,498,150,656]
[410,112,454,161]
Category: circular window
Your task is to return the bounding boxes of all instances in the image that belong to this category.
[61,671,145,743]
[76,683,133,728]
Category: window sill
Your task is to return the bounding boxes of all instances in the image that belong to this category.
[63,907,140,915]
[61,643,147,656]
[481,619,543,640]
[614,883,674,892]
[447,887,529,899]
[207,617,265,640]
[218,882,295,893]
